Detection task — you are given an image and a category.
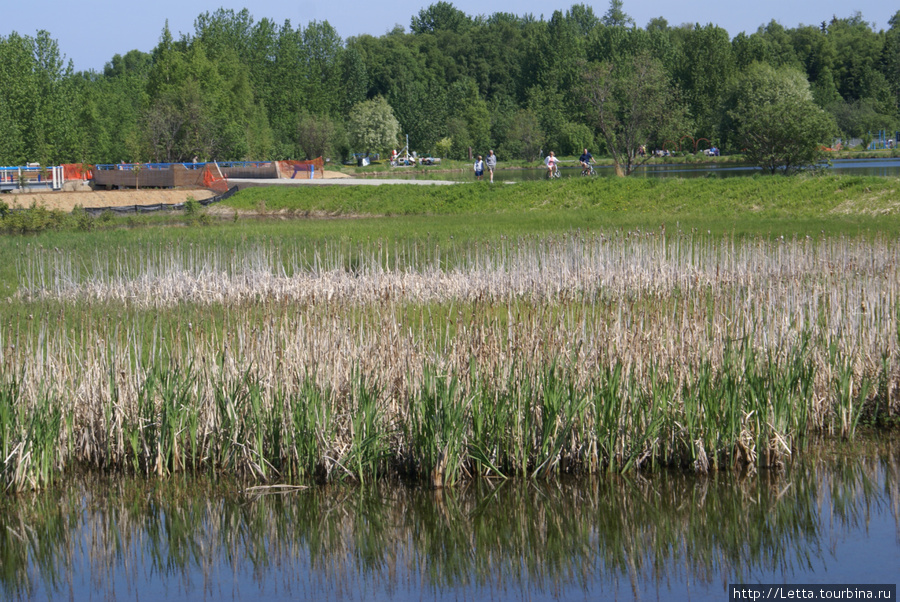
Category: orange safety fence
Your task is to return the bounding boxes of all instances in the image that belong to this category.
[61,163,93,180]
[277,158,325,179]
[202,164,229,194]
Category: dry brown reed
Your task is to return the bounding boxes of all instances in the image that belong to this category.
[3,231,898,488]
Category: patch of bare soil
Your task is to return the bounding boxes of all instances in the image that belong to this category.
[321,170,351,179]
[4,188,216,213]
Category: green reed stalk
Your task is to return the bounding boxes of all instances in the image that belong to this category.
[0,379,16,486]
[830,349,871,439]
[282,379,333,481]
[405,370,469,487]
[531,367,588,479]
[341,378,388,484]
[591,364,625,473]
[0,380,64,491]
[468,384,508,479]
[214,370,252,475]
[628,364,673,472]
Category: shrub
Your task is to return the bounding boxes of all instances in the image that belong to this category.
[184,197,199,216]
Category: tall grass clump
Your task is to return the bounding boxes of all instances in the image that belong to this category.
[404,371,470,487]
[1,229,899,490]
[280,379,334,481]
[0,379,67,491]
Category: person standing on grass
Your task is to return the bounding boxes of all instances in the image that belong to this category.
[485,150,497,183]
[474,155,484,181]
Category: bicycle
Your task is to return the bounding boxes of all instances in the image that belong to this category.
[580,164,595,176]
[546,164,561,179]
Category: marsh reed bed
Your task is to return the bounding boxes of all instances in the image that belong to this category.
[2,231,898,490]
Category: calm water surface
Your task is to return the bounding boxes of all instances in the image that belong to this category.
[378,158,900,181]
[1,435,897,601]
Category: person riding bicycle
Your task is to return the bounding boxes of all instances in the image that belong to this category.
[544,151,559,178]
[579,149,594,174]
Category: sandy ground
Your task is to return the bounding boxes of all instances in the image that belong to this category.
[4,188,216,212]
[4,171,354,212]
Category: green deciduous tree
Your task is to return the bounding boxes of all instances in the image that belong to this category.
[498,108,544,161]
[885,11,900,115]
[830,98,898,140]
[245,102,274,160]
[0,32,37,164]
[410,2,473,35]
[827,13,884,103]
[144,95,184,162]
[672,24,735,138]
[338,47,368,114]
[297,111,335,159]
[0,95,23,164]
[581,51,689,175]
[726,63,836,174]
[446,117,471,159]
[448,78,490,153]
[347,96,400,156]
[0,30,80,165]
[601,0,634,28]
[301,21,344,116]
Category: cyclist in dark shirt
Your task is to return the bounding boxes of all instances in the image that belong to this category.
[579,149,593,170]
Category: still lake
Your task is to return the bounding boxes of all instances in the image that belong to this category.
[374,157,900,181]
[1,434,897,601]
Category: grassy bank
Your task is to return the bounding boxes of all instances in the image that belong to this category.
[223,174,900,232]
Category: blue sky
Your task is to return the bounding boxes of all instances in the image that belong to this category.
[4,0,896,72]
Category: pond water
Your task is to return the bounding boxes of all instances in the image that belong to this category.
[376,158,900,182]
[1,434,897,601]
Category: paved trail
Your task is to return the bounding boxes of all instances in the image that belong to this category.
[229,177,460,189]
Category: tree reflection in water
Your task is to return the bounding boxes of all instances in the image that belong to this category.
[0,434,897,601]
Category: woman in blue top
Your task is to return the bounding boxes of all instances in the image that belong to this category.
[474,155,484,180]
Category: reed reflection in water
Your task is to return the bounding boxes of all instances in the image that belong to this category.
[0,435,897,601]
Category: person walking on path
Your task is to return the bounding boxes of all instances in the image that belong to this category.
[474,155,485,181]
[485,150,497,183]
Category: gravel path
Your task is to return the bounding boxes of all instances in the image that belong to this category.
[229,177,460,189]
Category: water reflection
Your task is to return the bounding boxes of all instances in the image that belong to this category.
[1,435,897,601]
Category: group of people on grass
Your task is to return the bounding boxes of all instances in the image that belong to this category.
[474,148,597,181]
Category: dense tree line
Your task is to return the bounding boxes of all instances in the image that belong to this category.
[1,2,898,168]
